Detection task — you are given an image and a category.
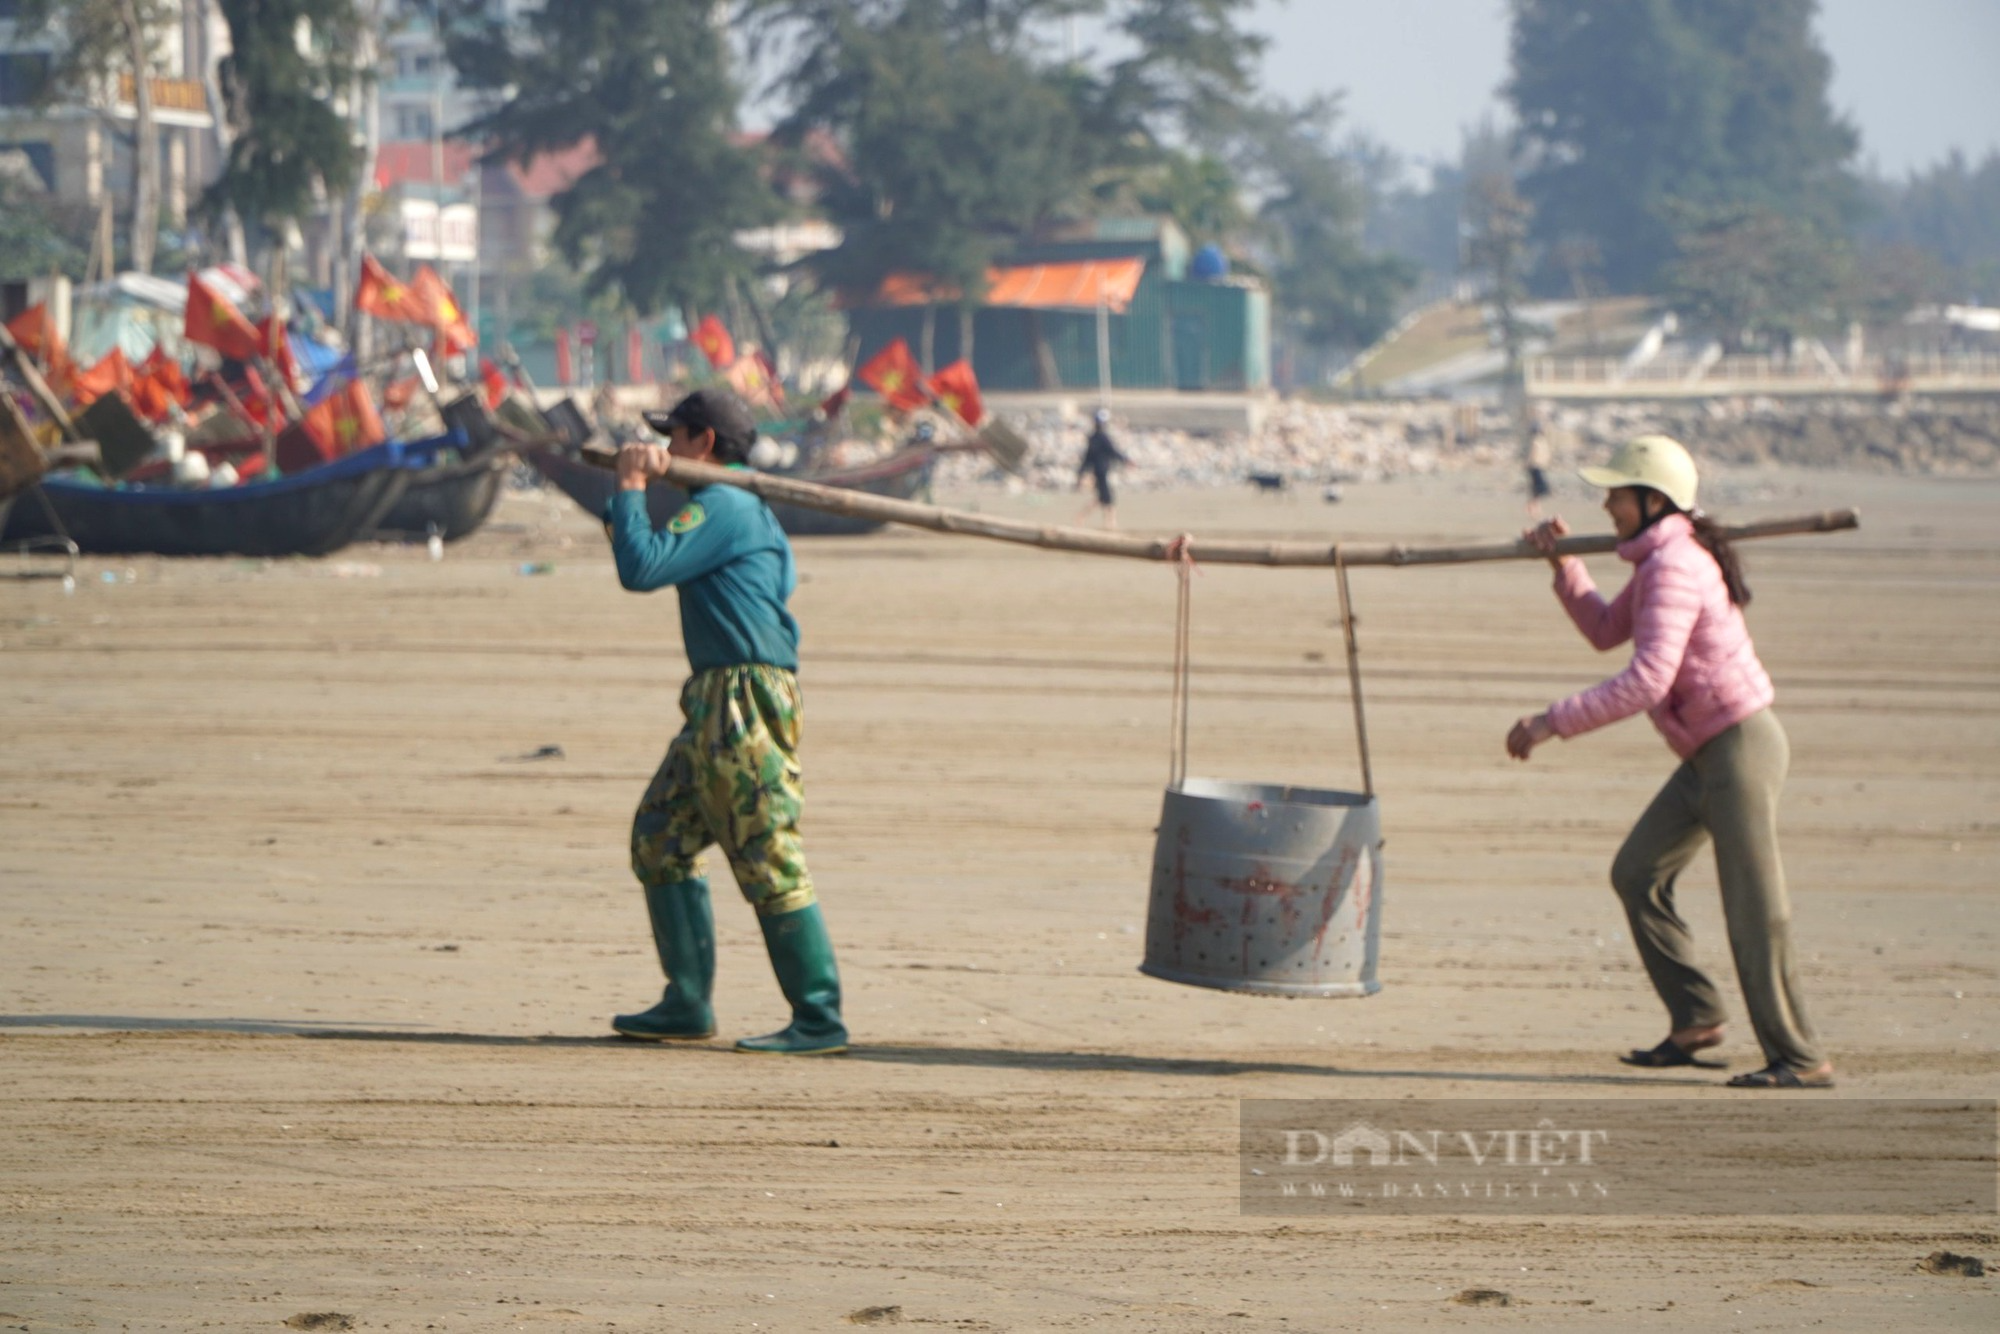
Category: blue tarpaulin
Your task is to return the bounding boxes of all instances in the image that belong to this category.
[288,327,346,383]
[301,352,359,407]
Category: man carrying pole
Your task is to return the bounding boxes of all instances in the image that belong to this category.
[605,388,847,1055]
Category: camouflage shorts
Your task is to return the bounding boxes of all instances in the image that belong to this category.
[630,664,815,916]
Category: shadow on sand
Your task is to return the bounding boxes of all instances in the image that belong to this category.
[0,1015,1716,1086]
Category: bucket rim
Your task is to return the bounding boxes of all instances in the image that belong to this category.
[1168,777,1376,810]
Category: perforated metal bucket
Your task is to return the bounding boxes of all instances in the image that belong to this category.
[1140,778,1383,997]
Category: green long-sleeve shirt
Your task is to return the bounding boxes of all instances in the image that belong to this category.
[606,481,800,674]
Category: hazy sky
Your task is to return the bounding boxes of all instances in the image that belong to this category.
[1246,0,2000,179]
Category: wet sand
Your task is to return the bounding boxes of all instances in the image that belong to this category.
[3,465,1997,1330]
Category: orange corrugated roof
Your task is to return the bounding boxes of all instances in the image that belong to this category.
[989,259,1145,311]
[868,258,1146,313]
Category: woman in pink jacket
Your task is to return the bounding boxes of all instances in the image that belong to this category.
[1507,436,1833,1089]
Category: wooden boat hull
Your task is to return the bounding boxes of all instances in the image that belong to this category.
[523,446,933,538]
[0,442,411,557]
[372,454,507,543]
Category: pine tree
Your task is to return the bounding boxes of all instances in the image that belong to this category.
[204,0,367,246]
[1212,96,1416,347]
[447,0,778,316]
[742,0,1264,303]
[1507,0,1859,293]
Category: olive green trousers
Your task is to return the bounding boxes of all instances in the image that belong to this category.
[1610,709,1825,1072]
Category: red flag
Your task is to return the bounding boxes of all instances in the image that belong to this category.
[69,348,132,407]
[690,314,735,370]
[410,265,475,353]
[5,303,68,369]
[303,379,385,456]
[130,374,177,422]
[857,337,927,412]
[816,384,851,420]
[554,327,573,386]
[139,346,190,408]
[479,357,508,409]
[338,380,386,450]
[354,254,433,324]
[752,349,786,409]
[233,365,279,427]
[925,359,983,426]
[256,316,299,390]
[726,354,776,408]
[184,271,262,361]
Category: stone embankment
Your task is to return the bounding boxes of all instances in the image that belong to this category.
[934,398,2000,491]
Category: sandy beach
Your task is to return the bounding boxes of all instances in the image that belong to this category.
[3,464,1996,1330]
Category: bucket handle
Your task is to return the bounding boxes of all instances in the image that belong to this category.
[1168,540,1195,789]
[1167,541,1375,799]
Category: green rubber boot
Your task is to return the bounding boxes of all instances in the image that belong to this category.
[736,902,848,1055]
[612,878,716,1041]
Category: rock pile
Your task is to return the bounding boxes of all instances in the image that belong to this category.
[933,397,2000,491]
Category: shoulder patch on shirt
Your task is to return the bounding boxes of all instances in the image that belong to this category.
[668,503,706,535]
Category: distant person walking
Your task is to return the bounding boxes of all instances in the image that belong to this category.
[1075,408,1130,529]
[1523,415,1553,518]
[1505,435,1833,1089]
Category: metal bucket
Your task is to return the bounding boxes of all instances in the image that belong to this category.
[1140,778,1383,997]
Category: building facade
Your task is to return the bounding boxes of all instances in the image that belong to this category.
[0,0,225,225]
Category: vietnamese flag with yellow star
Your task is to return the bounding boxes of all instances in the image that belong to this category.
[184,271,263,362]
[411,265,476,354]
[925,359,983,426]
[857,337,927,412]
[690,314,736,370]
[302,379,387,457]
[354,254,433,324]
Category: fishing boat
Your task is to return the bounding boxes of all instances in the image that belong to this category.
[369,433,508,543]
[0,441,412,558]
[524,443,934,537]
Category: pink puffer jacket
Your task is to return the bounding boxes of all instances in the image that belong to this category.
[1545,513,1775,760]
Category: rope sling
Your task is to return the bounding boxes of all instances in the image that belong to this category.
[1166,538,1375,799]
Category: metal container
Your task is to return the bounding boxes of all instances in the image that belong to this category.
[1140,778,1383,997]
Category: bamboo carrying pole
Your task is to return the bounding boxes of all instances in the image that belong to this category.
[586,447,1861,567]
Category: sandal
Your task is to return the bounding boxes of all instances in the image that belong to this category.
[1620,1037,1726,1070]
[1726,1063,1835,1089]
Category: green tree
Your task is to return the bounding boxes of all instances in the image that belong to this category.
[0,174,92,281]
[753,7,1085,304]
[205,0,367,250]
[1465,171,1534,373]
[1218,97,1416,347]
[742,0,1262,302]
[14,0,176,273]
[1665,204,1848,348]
[448,0,778,317]
[1861,151,2000,301]
[1507,0,1859,293]
[1133,151,1247,246]
[1360,119,1513,284]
